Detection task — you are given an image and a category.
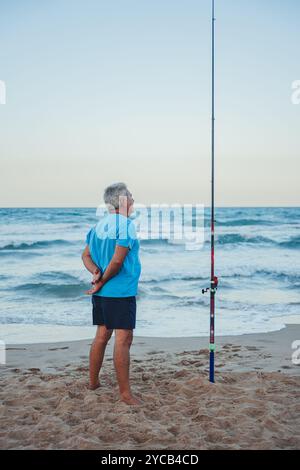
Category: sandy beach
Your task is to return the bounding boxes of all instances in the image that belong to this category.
[1,324,300,450]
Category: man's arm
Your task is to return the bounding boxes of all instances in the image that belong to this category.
[85,245,129,295]
[82,245,99,275]
[82,245,103,287]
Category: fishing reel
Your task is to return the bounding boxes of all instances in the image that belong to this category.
[202,276,218,294]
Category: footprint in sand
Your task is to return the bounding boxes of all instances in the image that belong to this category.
[173,369,190,378]
[147,351,165,355]
[179,359,202,366]
[176,350,199,356]
[198,349,209,355]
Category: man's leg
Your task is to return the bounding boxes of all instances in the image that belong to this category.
[113,329,140,405]
[89,325,113,390]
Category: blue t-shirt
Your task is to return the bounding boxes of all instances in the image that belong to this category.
[85,213,141,297]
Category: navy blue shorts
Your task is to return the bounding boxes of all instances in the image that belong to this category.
[92,295,136,330]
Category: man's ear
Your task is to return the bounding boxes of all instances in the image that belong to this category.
[118,195,128,215]
[119,195,128,208]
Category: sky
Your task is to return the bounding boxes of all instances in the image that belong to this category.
[0,0,299,207]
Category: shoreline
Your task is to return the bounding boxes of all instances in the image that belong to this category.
[3,323,300,374]
[2,316,298,345]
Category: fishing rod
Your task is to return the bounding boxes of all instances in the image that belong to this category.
[202,0,218,383]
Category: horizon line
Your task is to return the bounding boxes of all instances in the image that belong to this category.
[0,205,299,209]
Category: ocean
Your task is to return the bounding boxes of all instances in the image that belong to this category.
[0,207,299,343]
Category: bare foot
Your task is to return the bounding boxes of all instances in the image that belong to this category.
[88,381,100,391]
[120,393,142,406]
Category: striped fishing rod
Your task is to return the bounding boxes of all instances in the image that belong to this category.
[202,0,218,383]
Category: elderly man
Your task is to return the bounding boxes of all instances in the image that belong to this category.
[82,183,141,405]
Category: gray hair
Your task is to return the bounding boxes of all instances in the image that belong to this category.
[103,182,131,209]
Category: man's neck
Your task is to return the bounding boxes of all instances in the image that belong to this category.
[108,209,128,218]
